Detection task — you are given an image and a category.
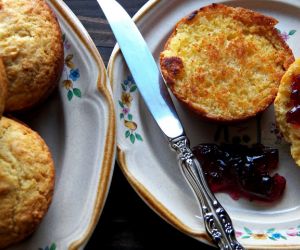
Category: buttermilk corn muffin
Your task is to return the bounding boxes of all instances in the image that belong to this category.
[160,4,294,122]
[0,117,55,249]
[275,59,300,166]
[0,58,7,117]
[0,0,64,112]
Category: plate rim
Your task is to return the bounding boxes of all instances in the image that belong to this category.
[108,0,300,249]
[49,1,116,249]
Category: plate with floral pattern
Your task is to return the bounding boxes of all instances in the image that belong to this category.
[7,0,116,249]
[109,0,300,249]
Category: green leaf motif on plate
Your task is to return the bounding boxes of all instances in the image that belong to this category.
[67,90,73,101]
[276,29,297,41]
[73,88,82,97]
[125,130,131,138]
[128,114,133,121]
[130,133,135,144]
[135,133,143,141]
[241,235,251,239]
[244,227,252,235]
[289,29,296,35]
[267,228,275,233]
[130,85,137,92]
[39,242,56,250]
[50,243,56,250]
[119,100,124,108]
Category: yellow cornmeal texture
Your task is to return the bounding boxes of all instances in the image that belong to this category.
[275,59,300,166]
[0,58,7,117]
[0,117,55,249]
[0,0,63,111]
[160,4,294,122]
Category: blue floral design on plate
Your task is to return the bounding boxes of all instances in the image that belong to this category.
[69,68,80,81]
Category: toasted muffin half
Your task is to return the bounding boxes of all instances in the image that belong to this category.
[0,117,55,249]
[160,4,294,122]
[275,59,300,166]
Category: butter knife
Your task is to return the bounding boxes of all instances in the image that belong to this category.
[98,1,245,249]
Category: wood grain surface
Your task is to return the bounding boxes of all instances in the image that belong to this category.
[64,1,215,249]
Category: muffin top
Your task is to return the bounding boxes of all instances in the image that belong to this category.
[0,117,55,249]
[0,0,64,111]
[160,4,294,122]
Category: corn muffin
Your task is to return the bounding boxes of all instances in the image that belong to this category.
[0,117,55,249]
[160,4,294,122]
[275,59,300,166]
[0,0,64,112]
[0,58,7,117]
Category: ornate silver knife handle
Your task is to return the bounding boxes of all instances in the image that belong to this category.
[169,135,245,250]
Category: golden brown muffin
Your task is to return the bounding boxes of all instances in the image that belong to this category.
[275,59,300,166]
[0,0,64,112]
[0,58,7,116]
[160,4,294,122]
[0,117,55,249]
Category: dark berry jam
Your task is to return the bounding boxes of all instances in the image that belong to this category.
[192,143,286,202]
[286,105,300,124]
[286,75,300,125]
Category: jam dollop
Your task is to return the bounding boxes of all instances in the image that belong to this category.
[192,143,286,202]
[286,75,300,125]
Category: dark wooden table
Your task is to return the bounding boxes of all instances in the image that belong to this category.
[64,1,215,249]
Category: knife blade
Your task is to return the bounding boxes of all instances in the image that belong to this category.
[98,1,245,249]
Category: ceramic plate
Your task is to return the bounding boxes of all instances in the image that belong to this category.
[8,1,116,249]
[109,0,300,248]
